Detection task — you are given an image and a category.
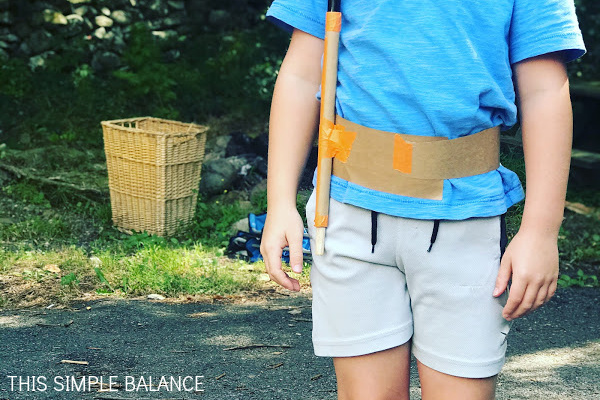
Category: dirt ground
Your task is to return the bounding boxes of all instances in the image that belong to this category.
[0,287,599,400]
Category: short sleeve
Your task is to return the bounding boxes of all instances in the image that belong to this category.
[265,0,327,39]
[509,0,586,64]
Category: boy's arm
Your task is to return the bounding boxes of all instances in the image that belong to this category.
[260,29,323,291]
[493,51,572,320]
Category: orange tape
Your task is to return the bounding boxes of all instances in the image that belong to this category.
[314,213,328,228]
[326,12,341,32]
[393,134,413,174]
[319,118,357,162]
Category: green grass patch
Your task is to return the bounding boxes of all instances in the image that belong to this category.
[0,243,283,308]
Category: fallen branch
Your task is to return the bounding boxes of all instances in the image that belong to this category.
[60,359,88,365]
[0,162,108,201]
[223,344,292,351]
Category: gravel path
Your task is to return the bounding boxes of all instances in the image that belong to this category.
[0,287,598,400]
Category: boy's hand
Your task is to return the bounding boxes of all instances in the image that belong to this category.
[493,229,559,321]
[260,206,306,292]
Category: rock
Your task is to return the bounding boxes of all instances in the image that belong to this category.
[130,0,137,6]
[29,51,55,70]
[1,33,18,43]
[147,294,165,300]
[204,135,232,162]
[0,40,7,49]
[91,51,121,71]
[167,1,186,11]
[199,156,251,196]
[152,30,177,41]
[95,15,113,28]
[43,9,68,25]
[111,10,129,25]
[66,13,85,24]
[101,7,111,16]
[250,178,268,201]
[164,48,181,62]
[109,27,127,52]
[17,42,31,57]
[0,11,13,25]
[162,13,186,27]
[64,14,85,37]
[27,29,53,54]
[73,6,89,16]
[230,217,250,234]
[93,26,110,40]
[147,0,168,16]
[68,0,92,4]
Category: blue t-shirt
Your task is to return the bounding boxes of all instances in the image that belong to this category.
[266,0,586,220]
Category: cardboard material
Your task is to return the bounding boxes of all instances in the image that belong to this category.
[332,116,500,200]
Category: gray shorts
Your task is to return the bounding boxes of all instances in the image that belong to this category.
[305,189,511,378]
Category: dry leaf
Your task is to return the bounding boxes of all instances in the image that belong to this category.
[287,309,302,315]
[267,362,284,369]
[44,264,61,273]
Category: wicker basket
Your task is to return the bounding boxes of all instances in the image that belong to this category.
[101,117,208,236]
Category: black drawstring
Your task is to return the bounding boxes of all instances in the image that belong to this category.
[371,211,378,253]
[427,219,440,252]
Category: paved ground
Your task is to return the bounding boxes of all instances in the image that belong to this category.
[0,287,599,400]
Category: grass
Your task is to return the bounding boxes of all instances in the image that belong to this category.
[0,143,314,309]
[0,142,598,309]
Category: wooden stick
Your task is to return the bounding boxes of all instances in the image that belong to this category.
[314,0,342,255]
[0,162,108,200]
[223,344,291,351]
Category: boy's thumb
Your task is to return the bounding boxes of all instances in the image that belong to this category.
[493,254,511,297]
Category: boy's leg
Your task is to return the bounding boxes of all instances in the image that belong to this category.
[305,191,414,400]
[334,343,411,400]
[400,215,510,399]
[418,361,496,400]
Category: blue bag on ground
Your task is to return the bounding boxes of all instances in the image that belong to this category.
[226,213,311,263]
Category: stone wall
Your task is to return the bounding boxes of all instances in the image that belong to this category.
[0,0,271,71]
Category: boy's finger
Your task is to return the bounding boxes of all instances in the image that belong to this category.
[287,230,304,274]
[533,284,550,310]
[269,267,300,292]
[509,284,539,319]
[546,280,558,303]
[502,281,526,321]
[262,243,300,291]
[493,255,512,297]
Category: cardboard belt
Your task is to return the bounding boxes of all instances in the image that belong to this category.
[330,116,500,200]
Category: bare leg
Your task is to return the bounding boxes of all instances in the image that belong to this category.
[333,342,411,400]
[418,360,497,400]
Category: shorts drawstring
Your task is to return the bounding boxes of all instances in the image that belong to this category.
[371,210,378,253]
[427,219,441,252]
[371,213,440,253]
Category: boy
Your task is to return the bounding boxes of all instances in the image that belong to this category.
[260,1,586,399]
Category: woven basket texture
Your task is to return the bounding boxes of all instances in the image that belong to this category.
[101,117,208,236]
